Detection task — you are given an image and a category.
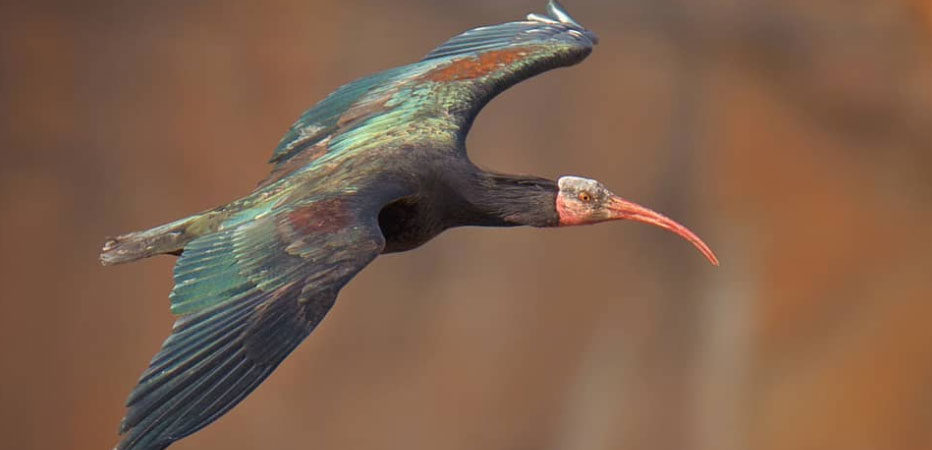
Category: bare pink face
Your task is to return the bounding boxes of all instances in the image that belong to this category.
[555,176,719,265]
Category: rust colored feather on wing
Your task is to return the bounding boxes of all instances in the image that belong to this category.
[422,47,532,82]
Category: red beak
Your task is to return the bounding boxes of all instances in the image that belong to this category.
[606,195,719,266]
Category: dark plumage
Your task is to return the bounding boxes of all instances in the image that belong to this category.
[100,2,717,449]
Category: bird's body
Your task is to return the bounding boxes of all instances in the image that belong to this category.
[101,2,717,449]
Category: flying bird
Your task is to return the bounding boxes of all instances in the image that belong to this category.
[101,2,718,448]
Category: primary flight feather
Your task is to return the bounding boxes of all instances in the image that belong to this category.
[101,2,717,449]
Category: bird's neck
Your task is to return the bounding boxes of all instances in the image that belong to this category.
[459,171,560,228]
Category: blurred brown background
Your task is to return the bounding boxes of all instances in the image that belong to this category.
[2,1,931,449]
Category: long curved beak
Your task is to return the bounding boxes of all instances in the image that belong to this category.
[606,195,719,266]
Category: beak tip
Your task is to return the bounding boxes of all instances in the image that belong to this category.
[606,195,720,267]
[698,248,719,266]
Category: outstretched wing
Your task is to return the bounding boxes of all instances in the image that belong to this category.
[267,0,596,173]
[116,196,385,450]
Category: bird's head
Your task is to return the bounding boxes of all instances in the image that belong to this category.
[555,176,719,265]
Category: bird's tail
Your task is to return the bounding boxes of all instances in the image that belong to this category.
[100,209,226,266]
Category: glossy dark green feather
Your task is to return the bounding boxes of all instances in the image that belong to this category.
[270,66,412,164]
[266,1,595,175]
[117,196,386,449]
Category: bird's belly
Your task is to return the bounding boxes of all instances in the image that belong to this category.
[377,195,450,254]
[381,225,444,253]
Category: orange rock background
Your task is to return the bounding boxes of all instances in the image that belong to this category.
[1,1,930,449]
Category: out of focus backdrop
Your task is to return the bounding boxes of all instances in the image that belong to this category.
[2,1,931,449]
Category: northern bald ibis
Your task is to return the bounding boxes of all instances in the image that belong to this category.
[101,2,717,448]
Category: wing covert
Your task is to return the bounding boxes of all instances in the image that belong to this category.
[269,0,596,169]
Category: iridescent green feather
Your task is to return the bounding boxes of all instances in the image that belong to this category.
[118,196,385,449]
[267,1,596,177]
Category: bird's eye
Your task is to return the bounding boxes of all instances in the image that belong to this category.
[578,191,592,202]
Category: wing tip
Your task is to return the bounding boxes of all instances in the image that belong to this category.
[534,0,598,45]
[547,1,581,27]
